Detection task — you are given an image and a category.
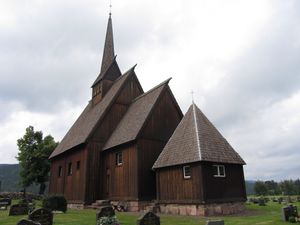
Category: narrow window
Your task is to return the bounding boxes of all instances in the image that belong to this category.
[183,165,191,179]
[213,165,226,177]
[58,166,62,177]
[76,161,80,170]
[68,162,73,176]
[116,152,123,166]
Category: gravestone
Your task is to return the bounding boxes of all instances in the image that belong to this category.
[136,211,160,225]
[0,198,11,210]
[9,203,29,216]
[28,208,53,225]
[205,220,224,225]
[96,206,115,221]
[278,197,283,204]
[281,205,298,221]
[297,196,300,202]
[17,219,41,225]
[258,198,266,206]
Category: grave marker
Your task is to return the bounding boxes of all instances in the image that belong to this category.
[96,206,115,221]
[28,208,53,225]
[281,205,298,221]
[136,211,160,225]
[0,198,11,210]
[9,203,29,216]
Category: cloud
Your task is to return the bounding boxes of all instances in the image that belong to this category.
[0,0,299,180]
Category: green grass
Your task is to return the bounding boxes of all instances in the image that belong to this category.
[0,201,299,225]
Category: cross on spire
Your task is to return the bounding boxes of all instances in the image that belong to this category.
[191,90,195,103]
[109,0,112,16]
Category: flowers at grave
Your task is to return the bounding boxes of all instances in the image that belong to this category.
[96,215,120,225]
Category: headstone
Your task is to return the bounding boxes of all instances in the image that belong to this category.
[258,198,266,206]
[9,203,29,216]
[17,219,41,225]
[281,205,298,221]
[278,197,283,204]
[96,206,115,221]
[297,196,300,202]
[136,211,160,225]
[0,198,11,210]
[28,208,53,225]
[205,220,224,225]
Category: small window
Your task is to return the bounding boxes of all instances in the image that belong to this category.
[183,165,191,179]
[213,165,226,177]
[76,161,80,170]
[68,162,73,176]
[58,166,63,177]
[116,152,123,166]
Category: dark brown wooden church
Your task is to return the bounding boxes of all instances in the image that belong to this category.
[49,13,246,216]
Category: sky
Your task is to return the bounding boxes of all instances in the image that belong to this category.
[0,0,299,181]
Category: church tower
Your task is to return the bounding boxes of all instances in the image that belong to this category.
[92,13,122,106]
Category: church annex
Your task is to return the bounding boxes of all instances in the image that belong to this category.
[49,13,246,216]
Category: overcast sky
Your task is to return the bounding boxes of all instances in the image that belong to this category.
[0,0,299,181]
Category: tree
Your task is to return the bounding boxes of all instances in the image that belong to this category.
[294,179,300,195]
[279,180,297,195]
[17,126,58,195]
[254,181,268,196]
[265,180,280,195]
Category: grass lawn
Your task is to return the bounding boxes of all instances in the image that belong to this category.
[0,201,299,225]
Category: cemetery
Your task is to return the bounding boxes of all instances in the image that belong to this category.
[0,196,299,225]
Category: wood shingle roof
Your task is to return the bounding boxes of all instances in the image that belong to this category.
[49,67,135,159]
[103,78,171,150]
[152,103,245,169]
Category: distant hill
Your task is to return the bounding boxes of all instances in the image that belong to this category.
[0,164,47,194]
[245,180,255,195]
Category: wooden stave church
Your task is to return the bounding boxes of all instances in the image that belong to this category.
[49,13,246,215]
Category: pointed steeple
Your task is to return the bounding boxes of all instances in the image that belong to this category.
[100,13,115,74]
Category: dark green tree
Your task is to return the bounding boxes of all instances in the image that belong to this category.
[265,180,280,195]
[280,180,297,195]
[294,179,300,195]
[17,126,58,195]
[254,180,268,196]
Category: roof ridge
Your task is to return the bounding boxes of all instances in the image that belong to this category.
[132,77,171,103]
[192,103,202,160]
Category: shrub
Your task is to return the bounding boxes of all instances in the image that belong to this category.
[288,216,296,223]
[97,216,119,225]
[42,195,67,212]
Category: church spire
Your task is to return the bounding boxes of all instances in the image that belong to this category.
[100,13,115,74]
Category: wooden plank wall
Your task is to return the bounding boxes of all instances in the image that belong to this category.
[101,144,138,200]
[86,74,143,202]
[141,88,182,142]
[202,162,247,203]
[49,145,87,203]
[156,164,203,203]
[138,87,183,200]
[137,139,165,200]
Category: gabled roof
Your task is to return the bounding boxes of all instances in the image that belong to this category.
[49,67,136,159]
[103,78,171,150]
[153,103,245,169]
[92,56,121,87]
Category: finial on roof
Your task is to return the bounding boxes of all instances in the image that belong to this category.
[191,90,195,103]
[109,0,112,16]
